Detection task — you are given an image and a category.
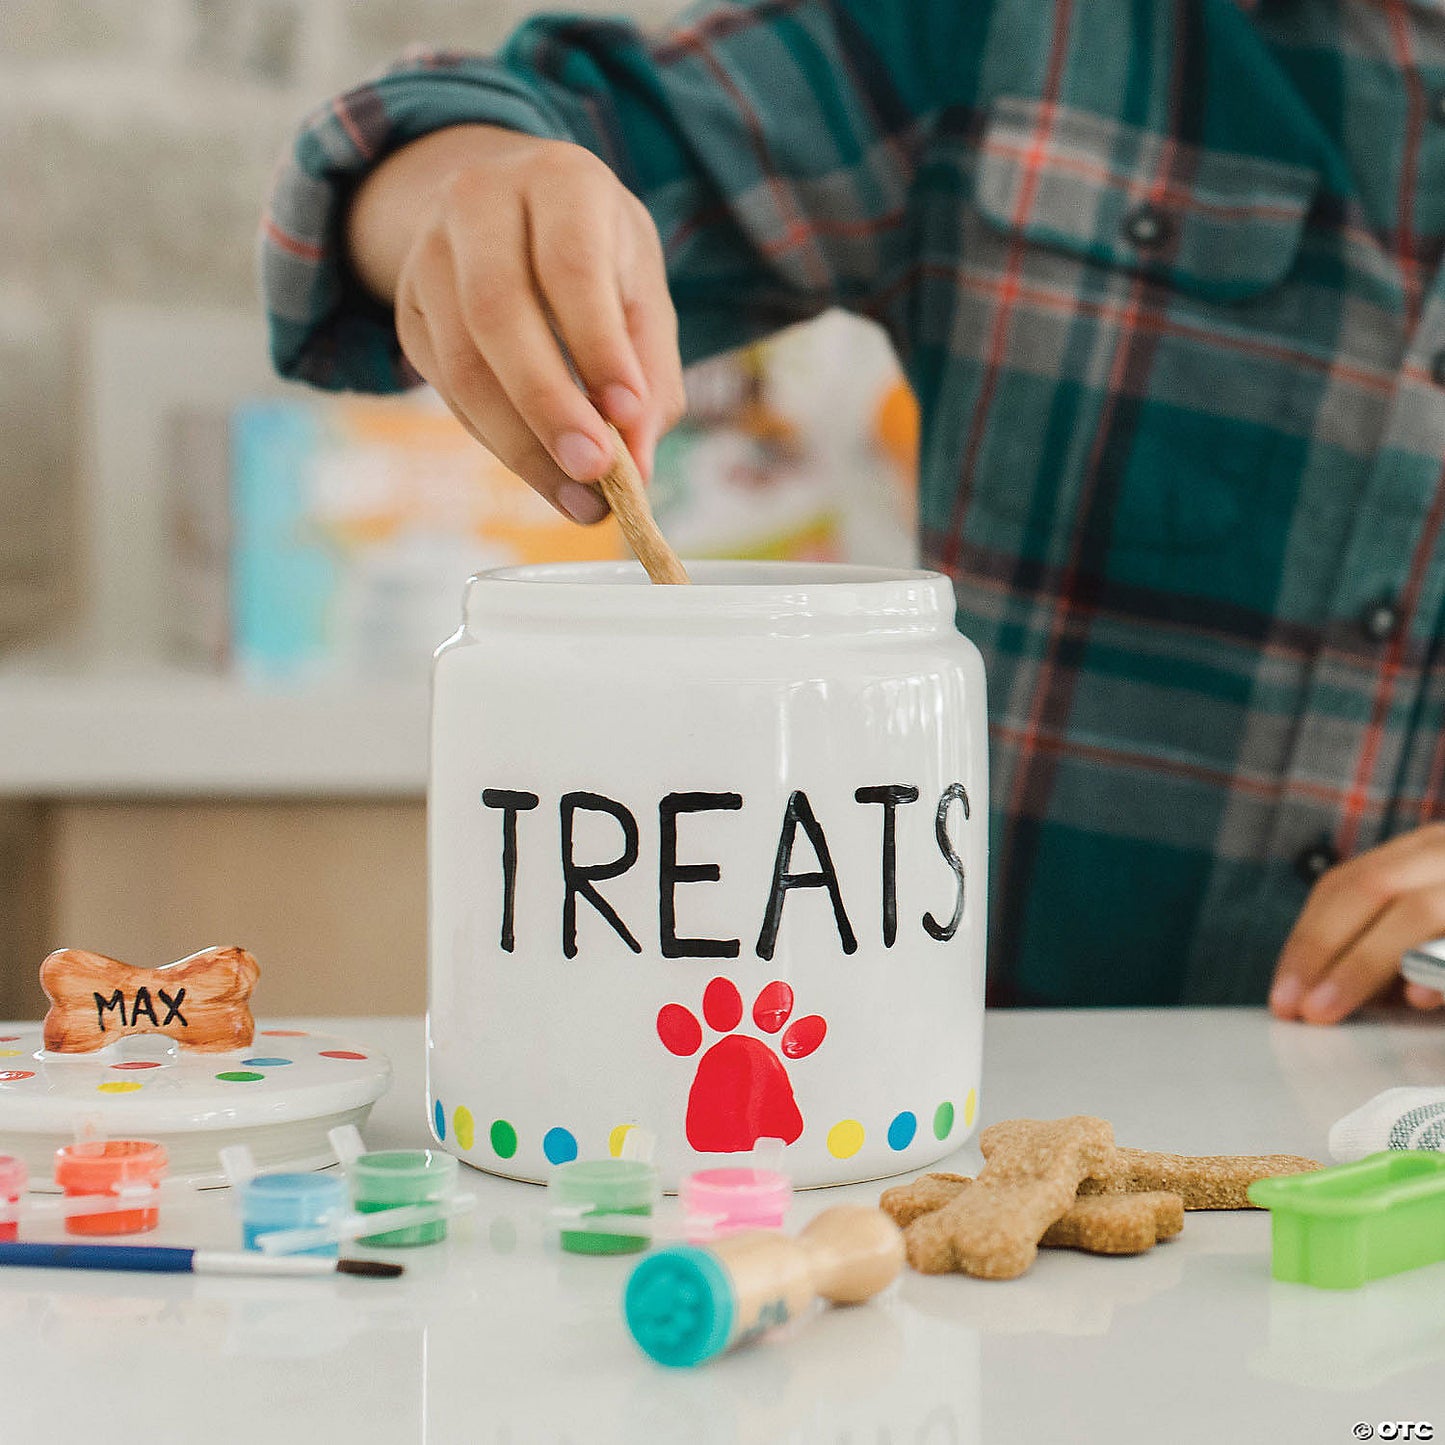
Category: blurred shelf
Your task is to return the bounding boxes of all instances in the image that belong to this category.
[0,654,429,798]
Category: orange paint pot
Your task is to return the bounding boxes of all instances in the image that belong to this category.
[54,1140,168,1236]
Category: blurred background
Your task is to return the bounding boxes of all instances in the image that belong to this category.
[0,0,917,1021]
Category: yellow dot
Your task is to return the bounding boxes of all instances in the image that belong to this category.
[453,1105,475,1151]
[0,1051,21,1059]
[97,1081,142,1094]
[827,1119,865,1159]
[608,1123,633,1158]
[964,1088,978,1128]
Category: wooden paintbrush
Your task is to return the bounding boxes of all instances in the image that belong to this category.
[595,425,690,585]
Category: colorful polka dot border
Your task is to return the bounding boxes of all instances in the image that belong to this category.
[489,1118,518,1159]
[887,1111,918,1150]
[0,1070,35,1082]
[215,1070,265,1083]
[428,1092,976,1164]
[453,1106,475,1151]
[827,1119,864,1159]
[543,1127,578,1165]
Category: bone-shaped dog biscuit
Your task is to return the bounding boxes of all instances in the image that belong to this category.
[881,1173,1182,1255]
[879,1172,973,1229]
[1077,1147,1320,1209]
[903,1116,1115,1278]
[40,946,260,1054]
[1045,1191,1183,1253]
[995,1124,1318,1208]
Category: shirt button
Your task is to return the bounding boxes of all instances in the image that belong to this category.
[1359,597,1400,643]
[1123,203,1171,249]
[1294,839,1340,885]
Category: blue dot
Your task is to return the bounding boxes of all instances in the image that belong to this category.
[433,1099,446,1141]
[241,1057,292,1068]
[543,1127,578,1164]
[887,1111,917,1151]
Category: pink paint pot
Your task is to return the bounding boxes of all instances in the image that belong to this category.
[54,1139,167,1236]
[0,1155,26,1242]
[680,1166,793,1242]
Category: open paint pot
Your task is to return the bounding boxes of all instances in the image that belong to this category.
[239,1172,349,1257]
[350,1149,458,1247]
[680,1166,792,1242]
[428,561,988,1187]
[0,1155,26,1241]
[550,1158,660,1255]
[54,1139,167,1235]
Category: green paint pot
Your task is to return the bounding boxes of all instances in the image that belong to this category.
[351,1149,459,1247]
[550,1159,659,1255]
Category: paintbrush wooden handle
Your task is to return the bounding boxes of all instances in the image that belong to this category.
[596,426,690,585]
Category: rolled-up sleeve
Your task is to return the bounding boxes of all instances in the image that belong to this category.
[260,2,974,393]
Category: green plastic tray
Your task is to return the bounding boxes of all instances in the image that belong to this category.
[1248,1151,1445,1289]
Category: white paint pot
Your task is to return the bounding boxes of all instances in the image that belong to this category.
[427,561,987,1187]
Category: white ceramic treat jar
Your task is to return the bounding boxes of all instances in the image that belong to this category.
[427,561,988,1188]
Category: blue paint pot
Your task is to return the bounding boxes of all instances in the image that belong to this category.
[239,1172,348,1257]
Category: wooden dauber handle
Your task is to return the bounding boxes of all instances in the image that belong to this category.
[595,426,690,586]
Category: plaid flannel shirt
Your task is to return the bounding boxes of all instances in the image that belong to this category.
[262,0,1445,1006]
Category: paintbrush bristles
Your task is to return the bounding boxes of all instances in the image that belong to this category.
[596,425,690,586]
[336,1258,404,1278]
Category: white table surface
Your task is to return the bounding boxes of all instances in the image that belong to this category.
[2,1008,1443,1445]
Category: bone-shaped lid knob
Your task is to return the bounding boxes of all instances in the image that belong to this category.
[39,946,260,1055]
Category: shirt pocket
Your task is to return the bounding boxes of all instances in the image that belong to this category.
[960,97,1319,557]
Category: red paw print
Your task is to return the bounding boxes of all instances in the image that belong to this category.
[657,978,827,1152]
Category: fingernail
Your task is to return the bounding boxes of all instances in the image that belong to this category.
[556,481,609,525]
[1269,975,1303,1015]
[556,430,609,481]
[1302,981,1340,1019]
[1406,983,1445,1010]
[601,384,643,425]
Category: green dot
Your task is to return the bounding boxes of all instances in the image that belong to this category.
[216,1070,265,1083]
[490,1119,518,1158]
[933,1101,955,1140]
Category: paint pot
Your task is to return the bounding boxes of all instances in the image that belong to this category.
[680,1166,792,1242]
[54,1139,167,1236]
[0,1155,26,1242]
[550,1158,660,1255]
[429,561,988,1187]
[350,1150,458,1247]
[239,1172,348,1257]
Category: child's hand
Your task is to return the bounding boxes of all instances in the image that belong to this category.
[1269,824,1445,1023]
[347,124,686,523]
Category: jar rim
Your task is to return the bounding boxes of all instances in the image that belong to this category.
[460,560,957,635]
